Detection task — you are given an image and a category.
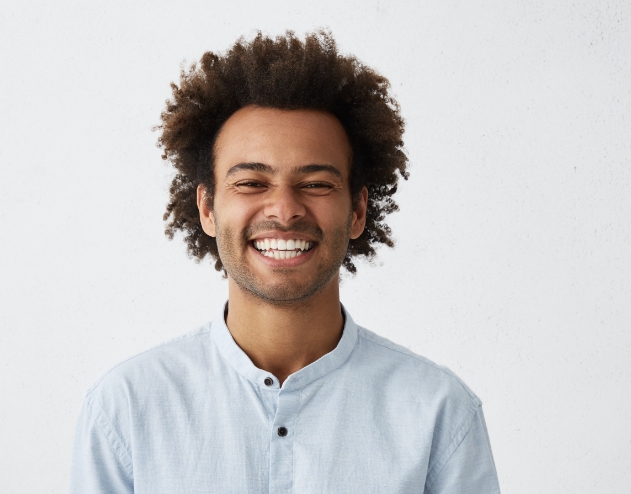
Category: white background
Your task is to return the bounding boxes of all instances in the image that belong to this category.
[1,0,630,492]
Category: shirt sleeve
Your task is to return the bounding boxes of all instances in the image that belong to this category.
[425,405,501,494]
[69,393,134,494]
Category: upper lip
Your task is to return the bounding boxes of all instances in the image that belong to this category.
[250,232,318,242]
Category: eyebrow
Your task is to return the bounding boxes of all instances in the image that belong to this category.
[225,162,343,179]
[225,162,273,177]
[294,164,342,178]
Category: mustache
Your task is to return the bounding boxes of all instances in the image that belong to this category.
[243,220,324,241]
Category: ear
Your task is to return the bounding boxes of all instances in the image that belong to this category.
[197,184,216,237]
[350,187,368,240]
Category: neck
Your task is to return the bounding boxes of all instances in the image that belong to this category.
[225,274,344,386]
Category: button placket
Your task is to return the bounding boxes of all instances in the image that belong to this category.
[269,389,300,494]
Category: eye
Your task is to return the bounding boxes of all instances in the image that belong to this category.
[235,181,266,188]
[302,182,334,189]
[232,180,269,194]
[299,182,337,196]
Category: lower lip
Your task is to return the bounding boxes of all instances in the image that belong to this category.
[249,243,316,267]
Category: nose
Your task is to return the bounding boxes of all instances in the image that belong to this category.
[263,185,306,223]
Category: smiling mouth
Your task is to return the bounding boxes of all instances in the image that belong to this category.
[252,238,315,259]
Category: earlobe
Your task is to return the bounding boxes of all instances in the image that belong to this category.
[350,187,368,240]
[197,185,217,237]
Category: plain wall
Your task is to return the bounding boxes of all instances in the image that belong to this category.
[1,0,629,492]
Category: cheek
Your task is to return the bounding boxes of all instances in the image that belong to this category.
[312,201,352,226]
[216,195,261,226]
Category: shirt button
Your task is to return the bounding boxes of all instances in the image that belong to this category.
[264,377,274,386]
[277,427,288,437]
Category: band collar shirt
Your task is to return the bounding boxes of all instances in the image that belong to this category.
[70,304,501,493]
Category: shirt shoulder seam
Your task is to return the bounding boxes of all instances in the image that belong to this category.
[85,392,134,479]
[425,403,482,492]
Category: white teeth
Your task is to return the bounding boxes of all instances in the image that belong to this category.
[254,237,315,257]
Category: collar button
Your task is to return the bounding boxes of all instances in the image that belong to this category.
[264,377,274,386]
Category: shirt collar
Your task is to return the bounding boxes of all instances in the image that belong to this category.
[210,301,358,391]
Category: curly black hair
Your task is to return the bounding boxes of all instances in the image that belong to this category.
[156,30,408,274]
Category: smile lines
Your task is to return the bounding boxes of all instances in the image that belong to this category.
[253,238,315,259]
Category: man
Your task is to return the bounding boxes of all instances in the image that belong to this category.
[70,31,500,493]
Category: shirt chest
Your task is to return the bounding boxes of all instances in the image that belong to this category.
[129,374,432,494]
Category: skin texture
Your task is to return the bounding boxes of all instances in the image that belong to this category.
[197,106,367,384]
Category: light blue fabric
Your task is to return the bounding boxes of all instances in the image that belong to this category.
[70,304,501,493]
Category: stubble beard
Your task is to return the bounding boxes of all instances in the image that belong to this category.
[214,214,353,306]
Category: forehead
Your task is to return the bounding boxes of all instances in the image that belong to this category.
[213,106,351,176]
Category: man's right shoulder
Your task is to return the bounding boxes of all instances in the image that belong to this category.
[85,322,214,404]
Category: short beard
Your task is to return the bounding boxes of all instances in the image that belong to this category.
[215,215,352,306]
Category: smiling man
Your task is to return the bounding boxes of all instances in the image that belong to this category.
[70,32,500,493]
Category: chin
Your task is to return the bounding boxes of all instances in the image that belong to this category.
[234,271,337,305]
[244,283,320,304]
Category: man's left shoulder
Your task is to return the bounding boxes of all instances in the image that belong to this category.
[354,326,481,408]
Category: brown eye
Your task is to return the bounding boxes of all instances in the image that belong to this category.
[303,182,333,189]
[237,181,264,187]
[233,180,268,193]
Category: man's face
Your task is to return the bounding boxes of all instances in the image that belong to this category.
[197,105,367,303]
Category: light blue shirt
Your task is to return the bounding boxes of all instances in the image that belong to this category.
[70,305,500,493]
